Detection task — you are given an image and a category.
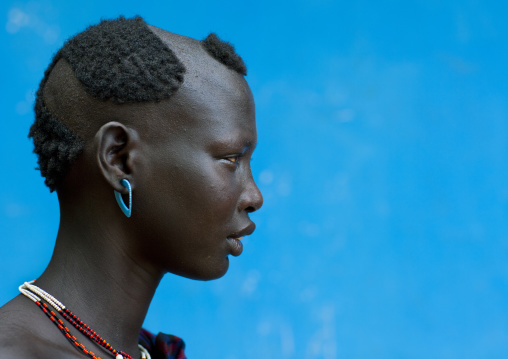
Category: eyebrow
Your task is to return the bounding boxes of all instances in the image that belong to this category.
[208,135,257,155]
[241,143,252,154]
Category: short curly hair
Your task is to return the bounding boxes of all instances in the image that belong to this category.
[202,33,247,75]
[28,16,248,192]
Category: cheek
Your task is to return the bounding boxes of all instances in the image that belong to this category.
[188,165,239,216]
[157,157,239,224]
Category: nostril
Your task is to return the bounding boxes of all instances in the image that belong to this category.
[245,206,256,213]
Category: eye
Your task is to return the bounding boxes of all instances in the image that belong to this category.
[220,145,251,168]
[224,154,242,165]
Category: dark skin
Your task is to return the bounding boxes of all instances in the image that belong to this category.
[0,26,263,358]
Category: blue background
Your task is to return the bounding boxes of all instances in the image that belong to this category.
[1,1,508,358]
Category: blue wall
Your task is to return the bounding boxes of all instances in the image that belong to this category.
[1,1,507,357]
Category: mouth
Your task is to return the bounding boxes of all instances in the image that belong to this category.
[226,222,256,257]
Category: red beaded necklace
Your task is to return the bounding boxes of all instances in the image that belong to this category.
[19,281,148,359]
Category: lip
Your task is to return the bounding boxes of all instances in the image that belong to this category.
[226,222,256,257]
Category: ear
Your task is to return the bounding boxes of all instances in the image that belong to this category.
[94,121,141,194]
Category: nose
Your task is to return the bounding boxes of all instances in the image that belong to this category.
[239,173,263,213]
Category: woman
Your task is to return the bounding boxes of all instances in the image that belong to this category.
[0,16,263,359]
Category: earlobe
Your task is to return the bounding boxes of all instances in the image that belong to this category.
[95,121,139,193]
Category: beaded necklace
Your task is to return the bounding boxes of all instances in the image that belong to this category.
[19,281,150,359]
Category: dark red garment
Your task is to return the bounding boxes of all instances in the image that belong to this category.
[139,328,187,359]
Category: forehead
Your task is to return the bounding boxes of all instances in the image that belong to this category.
[161,72,256,146]
[145,27,256,141]
[179,70,254,128]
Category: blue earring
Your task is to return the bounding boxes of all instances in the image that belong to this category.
[114,179,132,218]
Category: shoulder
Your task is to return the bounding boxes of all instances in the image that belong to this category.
[0,334,82,359]
[0,296,82,359]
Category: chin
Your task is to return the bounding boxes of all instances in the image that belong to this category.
[169,258,230,281]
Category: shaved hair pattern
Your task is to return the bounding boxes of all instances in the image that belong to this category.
[57,16,186,103]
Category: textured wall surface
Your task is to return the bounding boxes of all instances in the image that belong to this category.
[1,1,507,358]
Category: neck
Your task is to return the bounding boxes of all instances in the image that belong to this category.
[35,209,163,358]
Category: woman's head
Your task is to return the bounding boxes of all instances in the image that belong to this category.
[30,15,246,191]
[30,16,263,280]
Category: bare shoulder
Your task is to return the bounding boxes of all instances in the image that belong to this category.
[0,296,83,359]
